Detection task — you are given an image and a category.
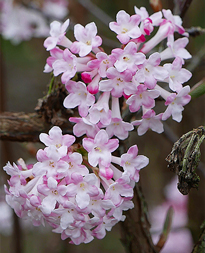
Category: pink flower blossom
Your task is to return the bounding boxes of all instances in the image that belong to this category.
[126,84,160,112]
[109,10,141,44]
[105,97,133,140]
[162,9,185,35]
[140,21,175,54]
[120,145,149,182]
[70,22,102,57]
[40,126,75,149]
[69,116,100,138]
[132,109,164,135]
[112,42,146,73]
[52,48,77,84]
[88,92,112,125]
[99,67,133,97]
[44,19,71,51]
[134,6,162,35]
[43,47,63,73]
[66,173,100,209]
[162,86,191,122]
[104,178,133,206]
[63,80,95,117]
[106,118,134,140]
[160,37,192,62]
[83,130,119,167]
[163,57,192,92]
[87,52,116,78]
[38,177,67,215]
[32,150,69,179]
[135,52,168,89]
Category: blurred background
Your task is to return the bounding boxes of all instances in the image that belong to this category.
[0,0,205,252]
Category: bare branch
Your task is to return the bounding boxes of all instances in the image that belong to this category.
[173,0,194,18]
[120,184,158,253]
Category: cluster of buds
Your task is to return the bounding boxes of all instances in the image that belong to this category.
[4,6,192,244]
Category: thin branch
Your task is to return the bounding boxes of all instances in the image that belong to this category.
[191,222,205,253]
[186,27,205,37]
[78,0,113,26]
[120,184,158,253]
[173,0,194,18]
[186,45,205,73]
[180,0,194,18]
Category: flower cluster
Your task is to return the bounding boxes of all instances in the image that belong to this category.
[44,7,192,136]
[4,6,192,245]
[4,126,148,244]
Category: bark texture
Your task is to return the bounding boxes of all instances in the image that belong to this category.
[120,184,158,253]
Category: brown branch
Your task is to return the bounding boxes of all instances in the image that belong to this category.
[173,0,193,18]
[120,183,158,253]
[0,112,48,142]
[192,221,205,253]
[180,0,194,18]
[0,111,74,142]
[0,82,74,142]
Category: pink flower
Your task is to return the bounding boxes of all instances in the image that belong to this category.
[121,145,149,182]
[86,195,115,218]
[104,178,133,206]
[66,173,101,209]
[40,126,75,149]
[87,52,116,78]
[162,86,191,122]
[106,118,134,140]
[126,84,160,112]
[69,116,100,138]
[44,19,71,51]
[99,67,133,97]
[83,130,119,167]
[134,6,149,20]
[52,48,77,84]
[163,57,192,92]
[88,92,112,125]
[38,177,67,215]
[160,37,192,62]
[112,42,146,73]
[105,97,133,140]
[132,109,164,135]
[44,47,63,73]
[162,9,185,35]
[135,52,168,89]
[63,80,95,117]
[70,22,102,57]
[87,74,101,94]
[62,152,89,178]
[109,10,141,44]
[32,150,69,179]
[134,6,162,35]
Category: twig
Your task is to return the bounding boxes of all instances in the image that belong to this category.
[186,27,205,37]
[77,0,113,26]
[120,183,158,253]
[186,45,205,73]
[180,0,194,18]
[155,207,174,251]
[173,0,194,18]
[191,221,205,253]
